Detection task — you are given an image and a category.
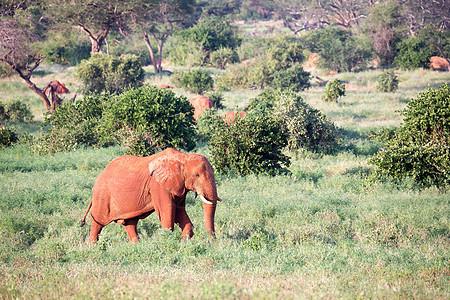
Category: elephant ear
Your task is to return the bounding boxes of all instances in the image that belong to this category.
[148,156,185,196]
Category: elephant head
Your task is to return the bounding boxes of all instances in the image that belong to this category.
[148,149,222,235]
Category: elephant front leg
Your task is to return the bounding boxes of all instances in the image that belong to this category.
[175,207,194,239]
[152,185,176,232]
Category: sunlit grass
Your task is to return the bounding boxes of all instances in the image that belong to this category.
[0,68,449,298]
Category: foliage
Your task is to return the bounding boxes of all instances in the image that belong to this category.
[323,79,346,102]
[180,15,241,53]
[209,113,290,175]
[210,47,239,69]
[171,69,214,94]
[377,70,399,92]
[365,1,406,66]
[394,36,436,70]
[249,90,342,154]
[269,64,311,92]
[370,84,450,188]
[1,99,33,123]
[206,90,225,109]
[100,85,196,156]
[75,54,145,94]
[32,93,108,155]
[42,33,91,66]
[167,38,207,68]
[303,26,372,72]
[196,108,225,142]
[0,127,18,148]
[217,36,308,90]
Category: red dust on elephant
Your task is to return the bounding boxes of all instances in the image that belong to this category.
[81,148,222,243]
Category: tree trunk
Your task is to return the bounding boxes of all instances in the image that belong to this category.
[143,32,158,74]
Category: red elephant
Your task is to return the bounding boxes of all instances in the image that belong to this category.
[81,148,222,243]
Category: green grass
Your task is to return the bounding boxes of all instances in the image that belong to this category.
[0,67,449,298]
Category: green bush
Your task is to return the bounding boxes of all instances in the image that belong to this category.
[370,84,450,188]
[209,113,290,176]
[394,37,436,70]
[196,109,225,142]
[217,36,306,90]
[171,69,214,94]
[42,33,91,65]
[269,65,311,92]
[34,86,197,156]
[0,127,18,148]
[323,79,346,102]
[210,47,239,69]
[100,85,196,156]
[206,90,225,109]
[180,16,241,53]
[2,99,33,122]
[249,90,342,154]
[32,93,108,154]
[76,54,145,94]
[377,70,399,92]
[303,26,372,72]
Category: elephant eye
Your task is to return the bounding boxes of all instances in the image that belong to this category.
[194,174,200,178]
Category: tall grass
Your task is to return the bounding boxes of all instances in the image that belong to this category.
[0,67,449,298]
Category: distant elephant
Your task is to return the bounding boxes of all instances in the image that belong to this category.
[189,95,213,121]
[80,148,222,243]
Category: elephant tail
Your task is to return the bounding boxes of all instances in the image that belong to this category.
[80,200,92,227]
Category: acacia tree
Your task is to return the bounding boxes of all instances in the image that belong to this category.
[46,0,130,53]
[0,18,52,110]
[129,0,195,74]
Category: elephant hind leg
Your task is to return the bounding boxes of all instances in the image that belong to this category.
[88,217,104,243]
[123,217,139,243]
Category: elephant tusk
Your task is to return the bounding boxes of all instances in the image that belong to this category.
[200,195,214,205]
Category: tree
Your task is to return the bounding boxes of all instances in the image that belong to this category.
[129,0,195,74]
[0,18,52,110]
[365,1,406,66]
[45,0,130,53]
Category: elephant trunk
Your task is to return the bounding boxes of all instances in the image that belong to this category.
[202,201,216,236]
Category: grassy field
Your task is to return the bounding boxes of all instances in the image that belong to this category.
[0,66,449,298]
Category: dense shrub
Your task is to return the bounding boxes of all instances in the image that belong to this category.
[270,65,311,92]
[34,86,197,156]
[248,90,342,154]
[394,37,436,70]
[180,16,241,53]
[209,113,290,176]
[303,26,372,72]
[323,79,346,102]
[217,36,308,90]
[42,33,91,65]
[76,54,145,94]
[100,85,196,156]
[32,93,108,154]
[168,16,241,67]
[0,127,18,148]
[370,84,450,188]
[1,99,33,122]
[377,70,399,92]
[167,38,207,68]
[171,70,214,94]
[210,47,239,69]
[206,90,225,109]
[196,109,225,142]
